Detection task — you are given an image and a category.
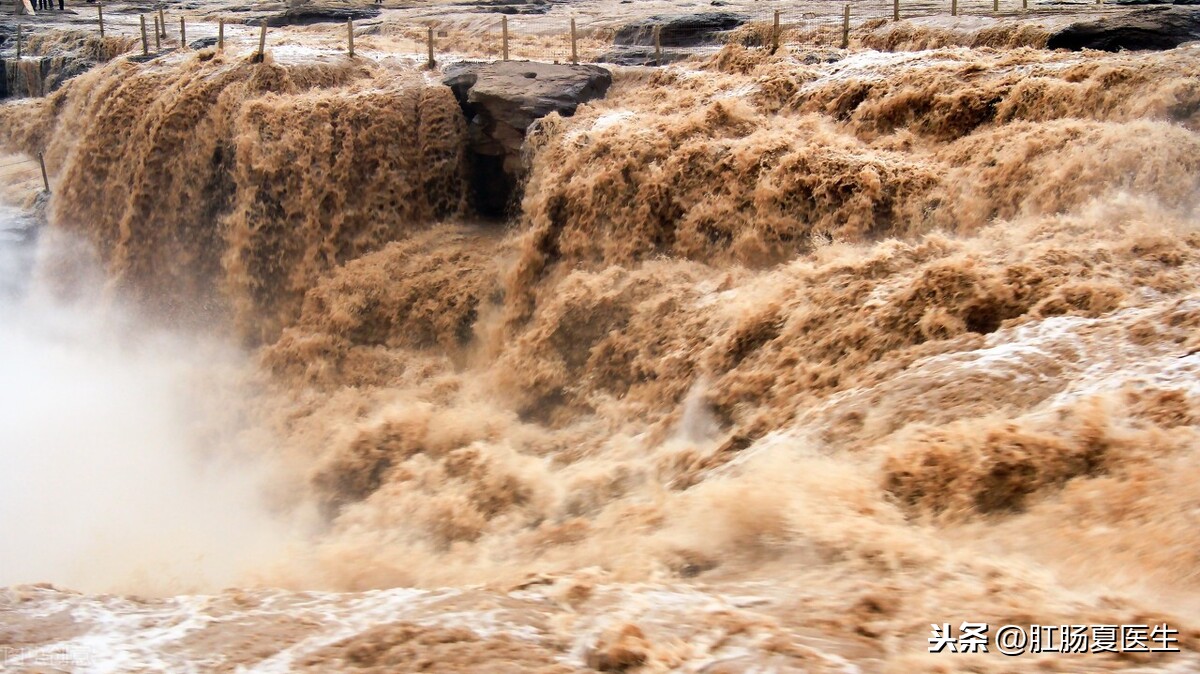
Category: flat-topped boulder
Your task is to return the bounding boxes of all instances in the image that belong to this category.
[613,12,748,47]
[1103,0,1200,5]
[1047,7,1200,50]
[443,61,612,155]
[465,0,555,15]
[259,5,381,27]
[442,61,612,216]
[595,45,693,66]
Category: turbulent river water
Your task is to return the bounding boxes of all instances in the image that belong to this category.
[0,23,1199,674]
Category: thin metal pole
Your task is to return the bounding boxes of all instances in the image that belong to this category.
[501,16,508,60]
[37,152,49,193]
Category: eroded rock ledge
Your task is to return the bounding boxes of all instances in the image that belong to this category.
[442,60,612,217]
[1047,6,1200,50]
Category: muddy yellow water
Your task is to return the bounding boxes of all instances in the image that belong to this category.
[0,19,1198,674]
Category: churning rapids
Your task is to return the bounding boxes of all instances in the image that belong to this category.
[1,20,1200,674]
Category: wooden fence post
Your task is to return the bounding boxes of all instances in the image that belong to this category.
[772,9,780,52]
[218,18,224,50]
[140,15,148,55]
[256,21,267,61]
[153,15,161,50]
[952,0,958,16]
[37,152,49,193]
[158,7,166,38]
[993,0,999,13]
[570,17,578,64]
[15,24,20,59]
[893,0,900,21]
[347,18,354,57]
[426,26,434,69]
[180,16,186,47]
[654,24,661,66]
[98,3,104,37]
[501,15,509,60]
[841,4,850,48]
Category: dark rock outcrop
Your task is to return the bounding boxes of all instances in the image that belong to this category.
[0,58,49,98]
[1103,0,1200,5]
[128,50,176,64]
[189,36,220,50]
[259,6,380,28]
[595,46,693,66]
[442,61,611,217]
[464,0,553,15]
[613,12,748,47]
[1047,7,1200,50]
[0,55,94,98]
[0,28,130,99]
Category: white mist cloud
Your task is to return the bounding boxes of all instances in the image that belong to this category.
[0,226,300,595]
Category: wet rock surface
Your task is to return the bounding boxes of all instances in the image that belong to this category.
[594,45,694,66]
[1105,0,1200,5]
[442,60,611,216]
[612,12,748,47]
[1,54,100,98]
[1047,6,1200,49]
[459,0,556,15]
[259,5,381,27]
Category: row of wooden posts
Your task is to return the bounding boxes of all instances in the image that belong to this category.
[130,8,225,57]
[126,10,234,58]
[114,12,451,69]
[14,0,1101,65]
[487,0,1078,62]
